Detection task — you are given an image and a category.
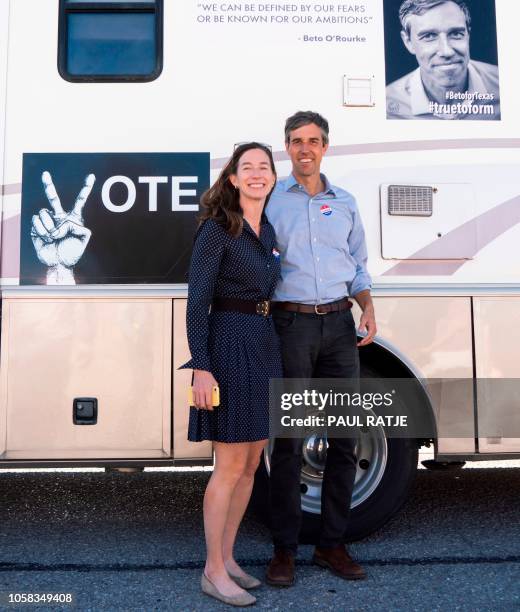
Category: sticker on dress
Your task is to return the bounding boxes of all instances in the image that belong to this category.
[272,247,280,258]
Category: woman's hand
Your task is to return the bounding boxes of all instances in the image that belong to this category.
[192,369,219,410]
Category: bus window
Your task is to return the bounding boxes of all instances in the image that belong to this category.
[58,0,163,82]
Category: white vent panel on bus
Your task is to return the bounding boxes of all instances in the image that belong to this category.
[380,182,477,260]
[388,185,433,217]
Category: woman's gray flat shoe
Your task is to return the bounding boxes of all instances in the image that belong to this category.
[201,574,257,607]
[229,572,262,590]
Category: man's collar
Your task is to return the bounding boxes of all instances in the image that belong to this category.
[467,61,487,94]
[283,174,300,192]
[284,173,337,197]
[409,67,434,116]
[321,175,337,197]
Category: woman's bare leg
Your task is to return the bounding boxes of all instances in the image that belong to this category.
[222,439,268,577]
[203,441,250,596]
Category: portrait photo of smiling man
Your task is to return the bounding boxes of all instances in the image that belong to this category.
[384,0,501,120]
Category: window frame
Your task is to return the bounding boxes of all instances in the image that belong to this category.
[58,0,163,83]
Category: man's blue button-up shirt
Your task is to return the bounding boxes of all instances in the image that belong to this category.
[265,173,371,304]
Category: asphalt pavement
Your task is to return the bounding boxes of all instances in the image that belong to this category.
[0,460,519,611]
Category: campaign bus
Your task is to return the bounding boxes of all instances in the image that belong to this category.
[0,0,518,540]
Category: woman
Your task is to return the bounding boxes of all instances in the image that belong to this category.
[180,142,282,606]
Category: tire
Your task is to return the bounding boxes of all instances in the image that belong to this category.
[251,432,418,542]
[249,368,420,542]
[336,436,418,541]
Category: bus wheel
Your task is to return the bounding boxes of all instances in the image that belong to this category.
[250,427,418,542]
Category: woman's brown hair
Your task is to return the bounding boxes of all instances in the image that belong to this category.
[198,142,276,237]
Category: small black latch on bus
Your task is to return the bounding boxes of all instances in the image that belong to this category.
[73,398,98,425]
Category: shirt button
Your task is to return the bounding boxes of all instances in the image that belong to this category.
[313,238,317,242]
[317,257,320,261]
[312,218,315,222]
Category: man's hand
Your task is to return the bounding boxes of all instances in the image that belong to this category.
[353,290,377,347]
[192,369,219,410]
[31,171,95,285]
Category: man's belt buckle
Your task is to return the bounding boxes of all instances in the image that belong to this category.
[314,303,327,315]
[256,300,270,317]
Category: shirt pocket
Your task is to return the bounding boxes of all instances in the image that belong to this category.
[316,203,352,251]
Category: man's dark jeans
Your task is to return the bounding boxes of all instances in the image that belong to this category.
[269,308,359,553]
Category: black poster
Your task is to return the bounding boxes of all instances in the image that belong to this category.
[20,153,209,285]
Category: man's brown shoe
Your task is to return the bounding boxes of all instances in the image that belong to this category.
[266,550,295,587]
[312,544,366,580]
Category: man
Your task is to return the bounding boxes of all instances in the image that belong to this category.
[265,111,376,586]
[386,0,500,120]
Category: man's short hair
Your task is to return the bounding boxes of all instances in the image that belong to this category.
[284,111,329,145]
[399,0,471,36]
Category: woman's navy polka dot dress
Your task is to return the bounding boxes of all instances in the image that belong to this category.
[180,217,283,443]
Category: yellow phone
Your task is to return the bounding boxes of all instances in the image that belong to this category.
[188,385,220,407]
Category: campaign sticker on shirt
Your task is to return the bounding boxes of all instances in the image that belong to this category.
[272,247,280,258]
[320,204,332,216]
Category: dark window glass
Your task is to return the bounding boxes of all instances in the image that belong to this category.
[66,0,155,3]
[58,0,163,82]
[67,13,155,75]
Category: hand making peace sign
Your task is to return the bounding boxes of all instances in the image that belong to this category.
[31,171,95,284]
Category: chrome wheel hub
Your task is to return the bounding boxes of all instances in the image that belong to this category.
[266,417,388,514]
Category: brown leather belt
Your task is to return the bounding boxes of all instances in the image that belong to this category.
[212,297,271,317]
[272,297,352,315]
